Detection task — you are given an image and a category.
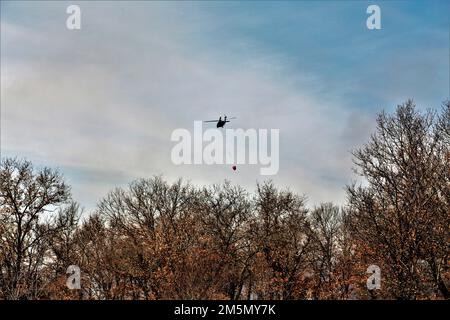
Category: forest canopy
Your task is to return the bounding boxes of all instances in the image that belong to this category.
[0,100,449,300]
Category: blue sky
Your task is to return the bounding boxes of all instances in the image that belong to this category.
[198,1,448,107]
[1,1,449,210]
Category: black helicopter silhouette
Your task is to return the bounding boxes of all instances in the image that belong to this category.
[203,115,237,128]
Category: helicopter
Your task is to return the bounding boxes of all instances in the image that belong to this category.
[203,115,237,128]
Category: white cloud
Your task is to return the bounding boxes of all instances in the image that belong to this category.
[1,2,374,209]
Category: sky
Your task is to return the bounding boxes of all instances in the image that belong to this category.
[1,0,449,211]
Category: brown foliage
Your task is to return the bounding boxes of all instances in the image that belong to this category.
[1,100,448,300]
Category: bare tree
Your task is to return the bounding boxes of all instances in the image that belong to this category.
[308,203,342,298]
[199,182,252,299]
[347,100,449,299]
[252,182,311,299]
[0,158,71,299]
